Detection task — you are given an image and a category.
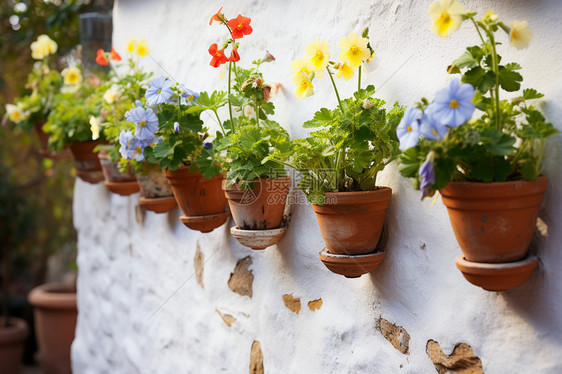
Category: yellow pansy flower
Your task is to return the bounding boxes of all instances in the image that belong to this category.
[89,116,101,140]
[126,39,138,53]
[293,71,314,100]
[338,32,370,68]
[428,0,465,37]
[510,21,532,49]
[30,34,57,60]
[136,40,150,57]
[305,39,330,72]
[61,66,82,86]
[336,63,355,81]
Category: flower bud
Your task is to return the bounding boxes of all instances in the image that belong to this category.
[362,100,373,110]
[262,50,275,63]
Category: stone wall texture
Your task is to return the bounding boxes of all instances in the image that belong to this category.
[72,0,562,373]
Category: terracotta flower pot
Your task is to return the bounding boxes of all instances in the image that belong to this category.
[440,176,547,263]
[136,168,176,214]
[165,167,227,216]
[28,283,77,374]
[34,122,69,160]
[311,188,392,255]
[98,150,140,196]
[223,177,291,230]
[69,141,105,184]
[0,317,28,374]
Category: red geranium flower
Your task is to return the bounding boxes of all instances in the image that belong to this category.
[208,43,228,68]
[110,47,121,61]
[96,49,108,65]
[227,14,252,39]
[229,47,240,62]
[209,6,224,25]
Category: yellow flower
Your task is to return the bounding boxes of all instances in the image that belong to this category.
[61,66,82,86]
[30,34,57,60]
[293,71,314,100]
[5,104,27,123]
[89,116,101,140]
[335,62,355,81]
[126,39,138,53]
[290,57,312,75]
[428,0,465,37]
[136,40,150,57]
[481,10,498,22]
[305,39,330,72]
[510,21,532,49]
[103,85,121,104]
[337,32,370,68]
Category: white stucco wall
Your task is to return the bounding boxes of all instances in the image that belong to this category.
[72,0,562,373]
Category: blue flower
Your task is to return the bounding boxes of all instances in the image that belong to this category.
[174,122,180,133]
[420,105,449,140]
[119,130,145,161]
[432,79,475,128]
[145,75,173,105]
[204,142,213,150]
[396,107,422,150]
[419,157,435,200]
[128,106,159,140]
[179,84,200,104]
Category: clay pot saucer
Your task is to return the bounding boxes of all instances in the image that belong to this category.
[180,210,230,233]
[318,248,386,278]
[455,255,538,291]
[139,196,177,214]
[230,226,288,250]
[104,180,140,196]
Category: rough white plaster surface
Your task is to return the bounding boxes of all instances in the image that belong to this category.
[72,0,562,373]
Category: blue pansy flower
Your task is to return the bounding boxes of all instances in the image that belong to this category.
[174,122,180,133]
[179,84,200,104]
[204,142,213,150]
[419,156,435,200]
[432,79,475,128]
[128,106,159,140]
[396,107,422,150]
[119,130,145,161]
[145,75,173,105]
[420,105,448,140]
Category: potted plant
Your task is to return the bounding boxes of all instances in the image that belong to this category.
[94,45,151,196]
[135,73,230,232]
[397,1,558,291]
[0,165,31,374]
[283,29,404,277]
[192,8,292,248]
[43,60,108,184]
[3,34,63,159]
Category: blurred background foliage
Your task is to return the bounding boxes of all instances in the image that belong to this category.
[0,0,112,294]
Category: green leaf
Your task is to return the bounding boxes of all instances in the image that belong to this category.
[522,88,544,100]
[303,108,335,128]
[498,66,523,92]
[152,141,174,158]
[462,66,486,88]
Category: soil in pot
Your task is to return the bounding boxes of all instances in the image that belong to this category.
[69,141,105,184]
[311,188,392,255]
[166,167,227,216]
[440,176,547,263]
[223,177,291,230]
[0,317,28,374]
[98,150,139,196]
[28,283,76,374]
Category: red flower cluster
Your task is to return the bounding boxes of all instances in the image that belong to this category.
[208,8,252,68]
[96,47,121,66]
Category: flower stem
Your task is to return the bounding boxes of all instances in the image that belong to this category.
[326,66,344,114]
[214,110,226,135]
[228,60,235,132]
[477,20,502,131]
[358,66,362,92]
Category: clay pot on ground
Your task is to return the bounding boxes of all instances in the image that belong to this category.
[28,283,77,374]
[223,177,291,250]
[98,150,139,196]
[136,168,176,214]
[0,317,28,374]
[165,167,229,233]
[311,188,392,278]
[440,176,547,290]
[69,141,106,184]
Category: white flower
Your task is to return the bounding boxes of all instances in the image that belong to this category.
[30,34,57,60]
[5,103,28,123]
[244,105,255,117]
[89,116,101,140]
[61,66,82,86]
[103,85,121,104]
[510,20,532,49]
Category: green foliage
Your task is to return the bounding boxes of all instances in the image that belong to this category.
[291,85,405,204]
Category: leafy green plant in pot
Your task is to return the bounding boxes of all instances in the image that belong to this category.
[139,75,228,232]
[0,165,32,373]
[397,1,559,291]
[94,45,152,196]
[191,8,292,249]
[3,34,63,158]
[43,61,108,184]
[285,28,405,277]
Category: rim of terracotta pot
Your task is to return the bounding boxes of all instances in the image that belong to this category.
[222,176,291,192]
[179,210,230,233]
[139,196,177,213]
[317,187,392,206]
[318,248,386,278]
[28,283,77,311]
[105,180,140,196]
[0,317,29,344]
[165,166,224,182]
[230,226,287,250]
[440,176,547,200]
